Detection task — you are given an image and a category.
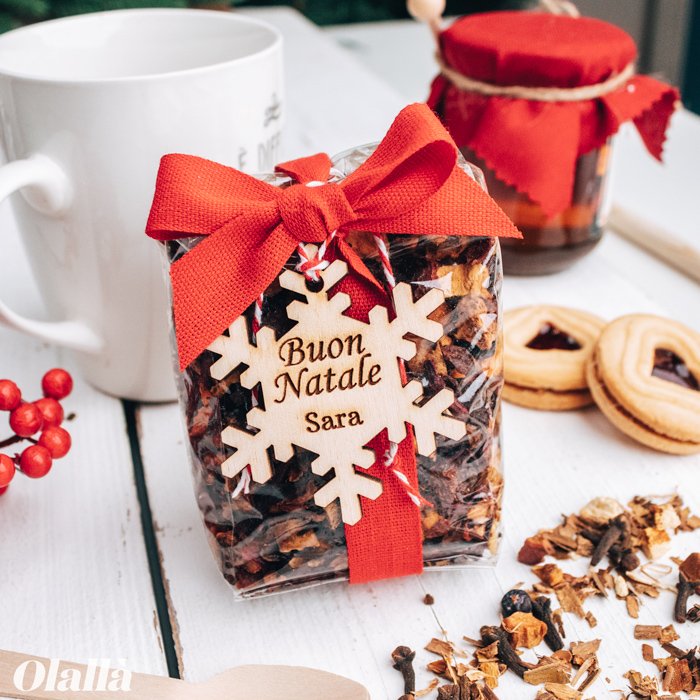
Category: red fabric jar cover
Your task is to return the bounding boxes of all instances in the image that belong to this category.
[427,12,680,218]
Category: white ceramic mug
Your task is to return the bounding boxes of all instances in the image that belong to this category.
[0,9,283,401]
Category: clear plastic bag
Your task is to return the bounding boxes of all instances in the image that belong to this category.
[162,146,505,599]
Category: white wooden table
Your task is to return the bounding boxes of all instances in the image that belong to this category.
[1,8,699,699]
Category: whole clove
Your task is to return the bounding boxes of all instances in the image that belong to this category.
[674,553,700,623]
[392,645,417,696]
[480,625,528,679]
[591,514,630,567]
[687,604,700,622]
[530,596,564,652]
[480,685,500,700]
[616,549,641,573]
[437,685,460,700]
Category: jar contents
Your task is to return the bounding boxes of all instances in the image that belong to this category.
[461,144,611,276]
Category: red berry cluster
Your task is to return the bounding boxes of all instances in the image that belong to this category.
[0,369,73,495]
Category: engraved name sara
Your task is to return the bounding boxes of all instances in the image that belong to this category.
[274,333,381,433]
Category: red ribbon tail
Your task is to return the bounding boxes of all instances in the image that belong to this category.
[346,432,424,584]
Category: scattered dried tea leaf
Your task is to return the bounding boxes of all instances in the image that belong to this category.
[635,626,663,640]
[660,643,685,659]
[576,662,601,693]
[480,661,500,689]
[519,535,556,566]
[543,528,579,553]
[552,608,566,640]
[659,626,679,644]
[580,497,623,526]
[624,670,660,698]
[663,659,693,694]
[415,678,440,697]
[626,595,640,619]
[502,612,548,649]
[552,650,572,665]
[588,568,608,598]
[424,594,435,605]
[576,536,595,558]
[642,527,672,560]
[633,581,662,598]
[570,640,600,665]
[652,655,676,673]
[428,659,447,676]
[652,504,682,532]
[524,663,570,686]
[686,515,700,529]
[571,657,594,687]
[555,584,586,619]
[614,575,629,598]
[426,639,454,657]
[535,564,565,587]
[475,642,499,662]
[443,657,459,685]
[543,682,581,699]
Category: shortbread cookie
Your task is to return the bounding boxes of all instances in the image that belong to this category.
[504,306,606,410]
[587,314,700,455]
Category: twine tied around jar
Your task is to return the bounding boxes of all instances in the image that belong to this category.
[434,56,636,102]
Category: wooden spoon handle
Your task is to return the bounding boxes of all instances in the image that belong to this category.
[0,649,187,700]
[608,204,700,285]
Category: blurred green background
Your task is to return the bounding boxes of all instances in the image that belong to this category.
[0,0,696,115]
[0,0,536,30]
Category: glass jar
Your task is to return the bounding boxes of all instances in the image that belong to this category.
[461,142,612,275]
[428,10,678,277]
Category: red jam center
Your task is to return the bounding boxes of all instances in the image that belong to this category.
[652,348,700,391]
[526,322,582,351]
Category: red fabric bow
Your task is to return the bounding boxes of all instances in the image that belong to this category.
[146,103,521,370]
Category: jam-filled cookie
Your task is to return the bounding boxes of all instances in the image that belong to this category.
[503,306,606,410]
[587,314,700,455]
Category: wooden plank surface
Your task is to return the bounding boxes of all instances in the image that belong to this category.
[137,7,700,700]
[0,206,168,678]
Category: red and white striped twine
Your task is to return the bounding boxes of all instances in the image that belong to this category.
[295,179,337,281]
[234,184,428,509]
[373,233,431,509]
[373,234,396,289]
[295,234,335,281]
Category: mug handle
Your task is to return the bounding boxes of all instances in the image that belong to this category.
[0,154,103,353]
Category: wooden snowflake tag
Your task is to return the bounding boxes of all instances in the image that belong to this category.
[207,260,466,525]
